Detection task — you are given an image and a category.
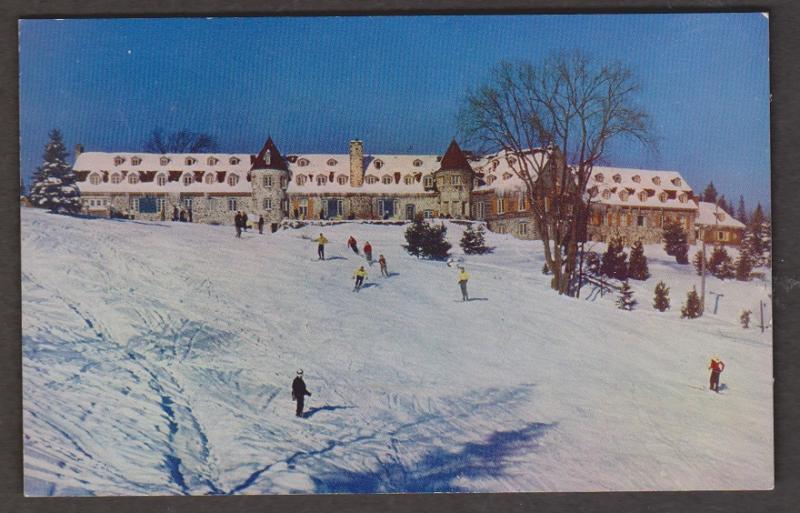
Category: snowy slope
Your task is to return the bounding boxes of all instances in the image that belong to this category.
[21,208,773,495]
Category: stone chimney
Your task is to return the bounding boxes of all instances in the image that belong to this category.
[349,139,364,187]
[74,144,84,157]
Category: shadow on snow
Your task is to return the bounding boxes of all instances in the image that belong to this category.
[303,405,353,419]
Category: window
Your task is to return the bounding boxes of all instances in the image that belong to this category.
[501,173,511,181]
[131,157,142,166]
[89,173,101,185]
[156,197,166,212]
[204,173,214,184]
[111,173,122,184]
[185,157,197,166]
[678,193,688,203]
[297,158,309,167]
[652,176,661,186]
[157,174,167,186]
[227,198,237,211]
[366,175,379,184]
[423,209,433,219]
[160,157,170,166]
[128,173,140,184]
[207,157,218,166]
[413,159,423,167]
[182,197,193,209]
[327,158,338,166]
[129,197,140,212]
[337,175,349,185]
[404,175,414,185]
[659,192,668,202]
[374,159,384,170]
[298,199,308,218]
[207,197,217,210]
[382,175,392,185]
[114,156,125,166]
[519,222,529,236]
[486,175,496,185]
[263,198,273,210]
[451,175,462,185]
[632,175,641,183]
[424,175,433,188]
[612,174,622,183]
[637,215,646,227]
[638,191,648,202]
[296,175,307,185]
[602,190,611,200]
[497,197,505,214]
[594,173,604,182]
[281,199,289,212]
[496,223,507,234]
[229,157,240,165]
[183,174,193,186]
[717,231,729,242]
[317,175,327,185]
[619,190,629,201]
[227,174,240,186]
[518,192,525,211]
[671,177,682,186]
[264,150,271,166]
[475,201,486,220]
[263,175,273,188]
[280,176,288,188]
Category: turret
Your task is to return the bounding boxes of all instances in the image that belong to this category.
[433,139,474,218]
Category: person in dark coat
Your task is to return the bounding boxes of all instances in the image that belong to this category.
[709,357,725,392]
[363,241,373,264]
[172,206,179,221]
[348,235,359,254]
[292,369,311,417]
[258,215,265,234]
[234,211,242,238]
[378,254,389,277]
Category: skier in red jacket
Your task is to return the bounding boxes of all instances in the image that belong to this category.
[363,241,373,264]
[708,357,725,392]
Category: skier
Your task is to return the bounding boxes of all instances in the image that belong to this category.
[364,241,373,264]
[353,266,367,292]
[348,235,359,254]
[314,233,329,260]
[378,254,389,277]
[234,211,242,238]
[457,266,470,301]
[709,356,725,392]
[258,214,265,235]
[292,369,312,417]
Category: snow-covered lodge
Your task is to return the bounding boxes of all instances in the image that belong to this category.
[73,137,736,244]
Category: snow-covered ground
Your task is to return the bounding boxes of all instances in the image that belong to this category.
[21,208,773,495]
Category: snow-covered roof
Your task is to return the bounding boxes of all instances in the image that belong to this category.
[695,201,745,229]
[285,154,439,195]
[472,149,548,194]
[73,152,254,194]
[587,166,697,210]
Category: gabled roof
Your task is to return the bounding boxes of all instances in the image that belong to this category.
[438,139,473,172]
[696,201,746,229]
[251,137,288,171]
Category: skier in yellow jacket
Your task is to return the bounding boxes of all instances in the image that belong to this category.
[353,266,368,292]
[313,233,329,260]
[457,266,470,301]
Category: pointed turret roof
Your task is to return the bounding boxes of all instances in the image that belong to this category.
[250,137,288,171]
[438,139,473,172]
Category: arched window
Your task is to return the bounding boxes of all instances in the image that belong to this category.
[316,175,327,185]
[89,173,101,185]
[131,157,142,166]
[671,177,682,186]
[595,173,604,182]
[160,157,170,166]
[227,173,240,186]
[602,189,611,200]
[337,175,349,185]
[659,192,668,202]
[413,159,423,167]
[382,174,392,184]
[157,174,167,186]
[619,190,629,201]
[374,159,384,170]
[638,191,648,202]
[404,175,414,185]
[296,175,307,185]
[128,173,140,184]
[612,174,622,183]
[632,175,641,183]
[207,157,218,166]
[652,176,661,186]
[366,175,379,184]
[110,173,122,184]
[183,173,193,186]
[678,193,688,203]
[204,173,214,184]
[185,157,197,166]
[229,157,240,165]
[297,158,309,167]
[327,158,338,166]
[114,156,125,166]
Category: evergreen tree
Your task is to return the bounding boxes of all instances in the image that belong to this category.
[460,224,491,254]
[702,181,718,203]
[627,240,650,280]
[29,129,82,213]
[404,215,428,258]
[681,286,702,319]
[693,250,706,276]
[736,195,747,224]
[662,220,688,264]
[601,237,628,280]
[717,195,729,215]
[404,216,451,259]
[616,280,636,310]
[653,281,670,312]
[735,252,753,281]
[740,310,751,329]
[708,245,735,279]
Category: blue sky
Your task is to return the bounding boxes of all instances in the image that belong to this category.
[19,14,770,209]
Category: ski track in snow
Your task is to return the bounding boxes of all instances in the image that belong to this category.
[21,209,773,495]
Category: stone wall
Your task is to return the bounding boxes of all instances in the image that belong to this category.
[288,193,440,220]
[251,169,289,224]
[587,205,697,245]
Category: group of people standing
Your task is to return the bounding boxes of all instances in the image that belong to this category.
[234,212,266,237]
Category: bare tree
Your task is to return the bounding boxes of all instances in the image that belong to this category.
[143,128,219,153]
[458,51,653,296]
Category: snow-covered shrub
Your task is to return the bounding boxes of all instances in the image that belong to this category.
[708,246,735,280]
[404,215,451,260]
[585,251,601,276]
[460,224,492,255]
[681,286,702,319]
[627,240,650,280]
[616,280,636,311]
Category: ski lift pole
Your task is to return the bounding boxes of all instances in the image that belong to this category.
[760,299,765,333]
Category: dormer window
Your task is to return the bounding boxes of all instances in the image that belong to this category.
[612,174,622,183]
[671,177,682,186]
[157,174,167,186]
[619,190,629,201]
[204,173,214,184]
[602,189,611,200]
[131,157,142,166]
[89,173,101,185]
[327,158,338,166]
[114,156,125,166]
[382,175,392,185]
[160,157,170,166]
[507,156,517,165]
[294,175,305,186]
[184,157,197,166]
[652,176,661,186]
[183,173,194,186]
[404,175,414,185]
[413,159,423,167]
[366,175,379,184]
[297,158,309,167]
[594,173,604,182]
[128,173,140,184]
[229,157,241,165]
[227,173,240,186]
[678,192,688,203]
[207,157,218,166]
[424,175,433,188]
[502,172,512,180]
[486,175,496,185]
[111,173,122,184]
[337,175,349,185]
[317,175,327,185]
[374,160,384,170]
[659,192,668,202]
[715,212,726,222]
[632,175,641,183]
[638,191,648,202]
